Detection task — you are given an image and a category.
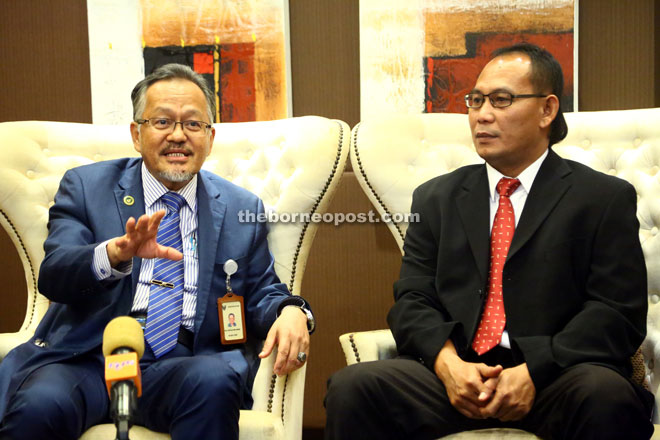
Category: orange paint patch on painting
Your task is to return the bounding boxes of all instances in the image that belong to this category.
[424,5,574,58]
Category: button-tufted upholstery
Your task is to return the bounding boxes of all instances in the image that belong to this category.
[342,108,660,439]
[0,116,350,440]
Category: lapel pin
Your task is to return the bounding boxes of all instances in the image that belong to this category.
[123,195,135,206]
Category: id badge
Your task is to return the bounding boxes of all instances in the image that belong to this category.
[218,293,246,344]
[218,259,246,344]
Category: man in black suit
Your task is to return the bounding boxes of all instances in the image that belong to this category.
[325,43,654,439]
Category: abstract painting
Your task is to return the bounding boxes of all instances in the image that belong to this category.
[87,0,291,124]
[140,0,292,122]
[360,0,576,119]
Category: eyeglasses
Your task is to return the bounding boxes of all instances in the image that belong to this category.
[464,92,548,109]
[136,118,212,133]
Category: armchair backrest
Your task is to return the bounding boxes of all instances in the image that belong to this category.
[350,108,660,403]
[0,116,349,438]
[351,113,480,251]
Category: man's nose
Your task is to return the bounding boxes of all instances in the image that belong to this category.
[475,100,496,123]
[168,122,187,141]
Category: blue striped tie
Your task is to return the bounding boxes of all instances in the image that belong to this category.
[145,192,186,358]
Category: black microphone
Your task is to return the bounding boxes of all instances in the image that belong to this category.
[103,316,145,440]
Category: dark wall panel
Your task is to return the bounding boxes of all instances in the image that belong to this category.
[300,172,400,427]
[0,231,27,332]
[289,0,360,128]
[579,0,656,110]
[656,0,660,107]
[0,0,92,123]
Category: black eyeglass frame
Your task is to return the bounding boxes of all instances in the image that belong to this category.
[464,92,548,109]
[135,118,213,132]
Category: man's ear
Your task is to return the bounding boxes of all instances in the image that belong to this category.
[206,126,216,157]
[130,122,142,153]
[540,94,560,129]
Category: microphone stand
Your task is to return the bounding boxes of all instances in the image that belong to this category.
[110,348,137,440]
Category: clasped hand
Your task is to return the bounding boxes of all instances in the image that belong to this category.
[434,344,535,421]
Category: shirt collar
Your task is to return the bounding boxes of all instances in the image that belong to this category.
[141,162,197,211]
[485,149,548,202]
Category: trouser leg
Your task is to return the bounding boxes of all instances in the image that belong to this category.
[0,358,108,440]
[324,358,498,440]
[137,346,243,440]
[521,363,654,440]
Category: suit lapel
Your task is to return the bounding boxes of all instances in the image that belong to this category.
[193,173,227,334]
[113,160,146,296]
[456,167,491,283]
[507,150,572,261]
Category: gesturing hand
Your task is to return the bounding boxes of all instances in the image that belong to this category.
[106,210,183,267]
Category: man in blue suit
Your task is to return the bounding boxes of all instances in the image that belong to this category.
[0,64,314,440]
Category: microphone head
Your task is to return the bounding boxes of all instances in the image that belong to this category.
[102,316,145,359]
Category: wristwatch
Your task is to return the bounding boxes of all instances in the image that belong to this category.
[278,296,316,334]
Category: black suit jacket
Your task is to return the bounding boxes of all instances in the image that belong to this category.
[388,150,647,390]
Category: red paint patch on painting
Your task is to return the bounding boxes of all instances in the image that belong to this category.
[426,57,483,113]
[425,32,574,113]
[220,43,255,122]
[193,52,214,74]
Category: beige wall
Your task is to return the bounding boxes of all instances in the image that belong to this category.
[0,0,657,433]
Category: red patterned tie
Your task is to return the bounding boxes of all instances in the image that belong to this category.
[472,177,521,355]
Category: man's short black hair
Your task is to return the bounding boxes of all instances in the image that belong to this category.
[492,43,568,147]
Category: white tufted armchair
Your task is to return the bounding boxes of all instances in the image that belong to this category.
[342,108,660,439]
[0,116,350,440]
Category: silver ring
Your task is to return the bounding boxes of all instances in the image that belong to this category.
[296,352,307,363]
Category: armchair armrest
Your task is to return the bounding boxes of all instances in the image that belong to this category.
[0,331,34,361]
[339,329,397,365]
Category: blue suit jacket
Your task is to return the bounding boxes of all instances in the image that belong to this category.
[0,158,291,417]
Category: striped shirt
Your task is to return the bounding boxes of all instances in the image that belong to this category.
[92,163,199,331]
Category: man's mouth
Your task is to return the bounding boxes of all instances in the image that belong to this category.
[162,147,192,158]
[476,131,497,139]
